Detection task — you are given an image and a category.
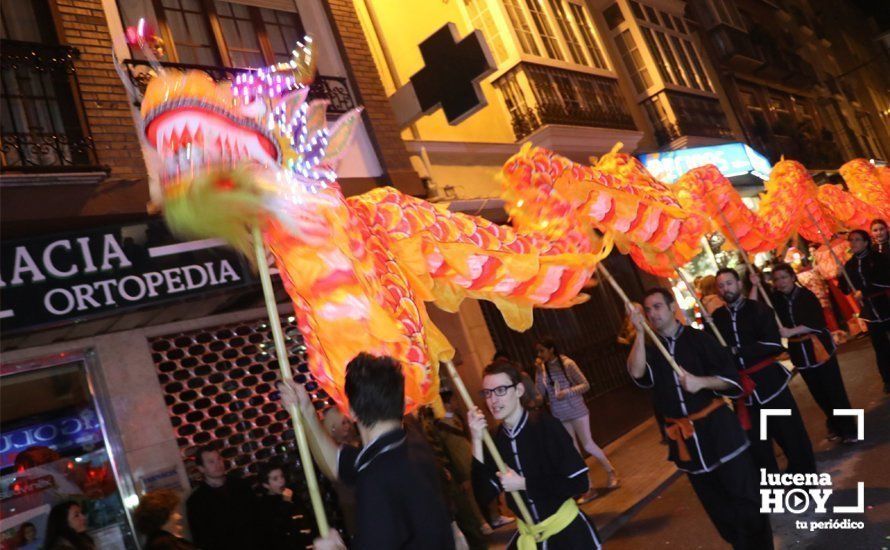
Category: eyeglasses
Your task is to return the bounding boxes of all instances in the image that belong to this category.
[480,384,517,398]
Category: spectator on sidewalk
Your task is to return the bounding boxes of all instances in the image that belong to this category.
[535,337,619,502]
[320,407,359,536]
[435,388,514,538]
[255,462,314,549]
[323,406,361,448]
[872,219,889,259]
[185,444,258,550]
[45,501,95,550]
[134,489,196,550]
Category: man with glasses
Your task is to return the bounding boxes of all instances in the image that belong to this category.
[468,361,602,548]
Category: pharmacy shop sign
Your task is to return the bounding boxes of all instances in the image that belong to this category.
[0,221,252,333]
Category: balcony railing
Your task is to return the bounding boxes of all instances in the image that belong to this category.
[121,59,356,115]
[709,26,765,72]
[493,63,636,141]
[644,91,734,147]
[1,40,100,172]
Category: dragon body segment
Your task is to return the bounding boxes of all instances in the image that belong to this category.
[128,40,886,412]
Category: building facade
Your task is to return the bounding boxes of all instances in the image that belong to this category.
[2,0,887,545]
[685,0,889,168]
[0,0,426,545]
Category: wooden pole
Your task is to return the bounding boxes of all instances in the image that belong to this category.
[713,209,785,328]
[251,227,329,536]
[672,262,729,347]
[597,264,683,374]
[441,360,535,528]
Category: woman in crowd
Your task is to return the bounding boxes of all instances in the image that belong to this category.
[841,229,890,393]
[534,337,618,502]
[754,263,857,442]
[469,361,602,548]
[871,219,889,258]
[45,501,95,550]
[134,489,196,550]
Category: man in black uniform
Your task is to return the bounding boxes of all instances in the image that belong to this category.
[627,288,772,549]
[280,353,454,549]
[752,264,856,442]
[842,229,890,393]
[468,361,602,549]
[713,268,816,474]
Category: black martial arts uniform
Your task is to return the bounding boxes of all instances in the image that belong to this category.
[770,286,855,438]
[841,248,890,389]
[632,325,773,550]
[713,298,816,474]
[338,426,454,549]
[471,410,601,549]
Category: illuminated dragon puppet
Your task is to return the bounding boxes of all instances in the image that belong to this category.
[125,40,609,412]
[502,146,887,278]
[671,159,884,255]
[500,144,707,278]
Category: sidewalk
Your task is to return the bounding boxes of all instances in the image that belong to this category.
[487,338,885,548]
[487,411,679,547]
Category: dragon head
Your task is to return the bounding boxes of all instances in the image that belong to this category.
[126,37,362,256]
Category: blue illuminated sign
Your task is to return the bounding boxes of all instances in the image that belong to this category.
[638,143,772,183]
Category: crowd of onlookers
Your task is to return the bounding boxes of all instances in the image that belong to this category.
[41,335,623,550]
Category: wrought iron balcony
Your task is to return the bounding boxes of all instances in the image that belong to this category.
[120,59,356,115]
[644,91,734,147]
[709,25,764,72]
[493,63,636,141]
[1,40,101,172]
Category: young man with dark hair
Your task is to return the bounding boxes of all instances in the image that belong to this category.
[627,288,773,549]
[469,360,602,548]
[713,268,816,474]
[492,350,543,411]
[185,444,258,550]
[279,353,453,549]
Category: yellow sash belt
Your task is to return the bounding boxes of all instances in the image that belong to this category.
[516,498,580,550]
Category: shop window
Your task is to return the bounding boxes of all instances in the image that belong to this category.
[1,355,137,548]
